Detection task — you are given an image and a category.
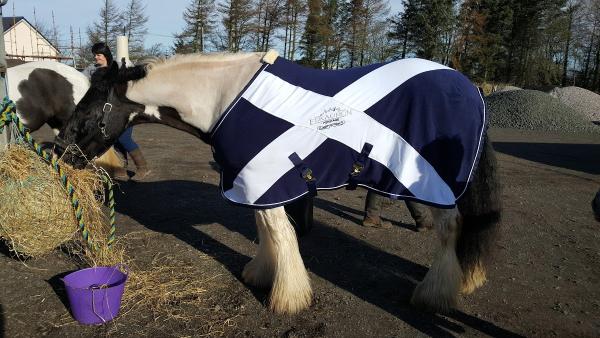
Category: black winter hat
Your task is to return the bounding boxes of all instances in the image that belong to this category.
[91,42,113,64]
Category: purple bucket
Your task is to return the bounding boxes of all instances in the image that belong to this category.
[63,265,128,325]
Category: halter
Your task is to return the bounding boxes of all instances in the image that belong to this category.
[98,88,115,139]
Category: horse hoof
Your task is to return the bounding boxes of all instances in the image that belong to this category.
[411,282,455,313]
[268,285,312,315]
[242,258,274,289]
[362,217,392,229]
[416,221,433,232]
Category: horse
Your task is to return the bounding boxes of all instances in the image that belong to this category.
[54,50,502,314]
[6,60,123,174]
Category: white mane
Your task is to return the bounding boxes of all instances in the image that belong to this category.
[143,52,266,74]
[127,51,267,133]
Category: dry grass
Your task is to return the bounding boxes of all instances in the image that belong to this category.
[0,144,231,333]
[116,232,216,321]
[0,143,112,258]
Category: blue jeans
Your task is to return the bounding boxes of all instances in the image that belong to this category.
[116,127,139,153]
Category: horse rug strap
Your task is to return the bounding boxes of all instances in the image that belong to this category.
[210,56,486,209]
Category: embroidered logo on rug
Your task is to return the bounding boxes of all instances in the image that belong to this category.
[310,106,352,130]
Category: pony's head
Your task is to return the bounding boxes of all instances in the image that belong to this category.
[55,62,145,168]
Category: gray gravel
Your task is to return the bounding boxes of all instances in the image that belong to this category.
[549,86,600,122]
[485,89,600,133]
[497,85,522,92]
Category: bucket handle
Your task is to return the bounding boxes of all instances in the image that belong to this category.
[90,264,128,324]
[91,286,109,324]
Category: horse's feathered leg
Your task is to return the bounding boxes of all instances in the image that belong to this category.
[242,210,276,288]
[455,133,502,294]
[243,207,312,314]
[411,133,502,312]
[411,207,462,312]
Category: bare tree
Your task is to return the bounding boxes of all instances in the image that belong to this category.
[120,0,149,59]
[87,0,122,51]
[281,0,306,60]
[219,0,255,52]
[343,0,389,67]
[253,0,285,51]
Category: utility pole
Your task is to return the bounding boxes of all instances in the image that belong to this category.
[1,0,11,147]
[70,26,75,68]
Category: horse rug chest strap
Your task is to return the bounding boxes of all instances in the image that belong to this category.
[288,152,317,196]
[347,143,373,190]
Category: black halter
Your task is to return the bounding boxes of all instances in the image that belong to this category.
[98,88,115,139]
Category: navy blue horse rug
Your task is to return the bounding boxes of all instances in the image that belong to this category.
[211,55,486,209]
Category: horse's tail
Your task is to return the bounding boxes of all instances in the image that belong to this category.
[456,132,502,294]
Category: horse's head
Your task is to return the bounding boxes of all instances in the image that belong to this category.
[55,62,146,168]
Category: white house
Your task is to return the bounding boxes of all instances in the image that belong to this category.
[3,16,62,63]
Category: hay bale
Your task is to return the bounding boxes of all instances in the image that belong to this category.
[0,143,111,257]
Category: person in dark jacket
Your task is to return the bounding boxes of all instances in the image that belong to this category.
[83,42,150,181]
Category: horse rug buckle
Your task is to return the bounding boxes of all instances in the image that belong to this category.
[302,168,315,182]
[350,163,364,177]
[103,102,113,113]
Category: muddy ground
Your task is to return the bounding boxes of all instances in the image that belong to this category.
[1,126,599,337]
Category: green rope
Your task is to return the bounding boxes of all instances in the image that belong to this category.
[0,97,117,250]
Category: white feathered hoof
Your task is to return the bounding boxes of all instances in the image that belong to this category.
[268,267,313,314]
[411,279,457,313]
[410,249,462,313]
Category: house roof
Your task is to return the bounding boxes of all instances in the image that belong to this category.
[2,16,60,54]
[2,16,25,32]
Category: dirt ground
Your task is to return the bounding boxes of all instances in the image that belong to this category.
[1,125,599,337]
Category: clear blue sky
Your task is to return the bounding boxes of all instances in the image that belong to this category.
[4,0,403,50]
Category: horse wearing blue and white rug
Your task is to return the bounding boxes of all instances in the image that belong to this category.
[55,51,502,314]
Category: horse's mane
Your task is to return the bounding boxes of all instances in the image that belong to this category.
[142,51,266,74]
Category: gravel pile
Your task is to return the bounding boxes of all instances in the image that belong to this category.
[485,89,600,133]
[497,85,522,92]
[549,86,600,122]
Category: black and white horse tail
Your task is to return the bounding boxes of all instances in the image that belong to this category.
[456,132,502,294]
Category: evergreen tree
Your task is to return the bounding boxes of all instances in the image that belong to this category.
[389,0,419,59]
[299,0,324,67]
[178,0,217,53]
[414,0,455,62]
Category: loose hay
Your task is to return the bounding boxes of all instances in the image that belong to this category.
[0,143,112,257]
[1,143,229,331]
[122,254,211,319]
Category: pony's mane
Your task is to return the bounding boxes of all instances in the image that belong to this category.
[143,51,265,73]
